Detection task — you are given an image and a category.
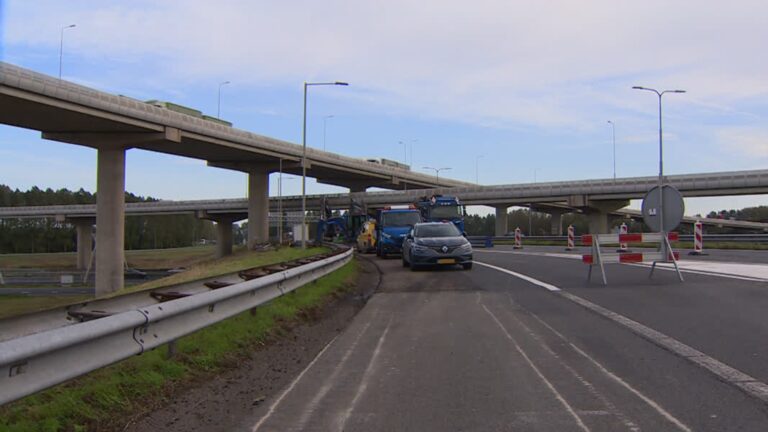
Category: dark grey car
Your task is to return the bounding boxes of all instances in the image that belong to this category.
[402,222,473,270]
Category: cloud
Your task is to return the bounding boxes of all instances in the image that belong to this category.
[718,128,768,158]
[4,0,768,131]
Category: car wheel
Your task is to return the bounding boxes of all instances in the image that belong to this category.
[462,262,473,270]
[402,256,410,267]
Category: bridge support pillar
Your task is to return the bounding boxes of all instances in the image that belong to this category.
[214,218,236,258]
[495,206,509,237]
[95,147,126,296]
[73,218,95,270]
[248,168,269,249]
[549,210,565,236]
[584,200,629,234]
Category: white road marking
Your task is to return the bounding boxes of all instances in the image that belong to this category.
[526,306,691,432]
[477,249,768,282]
[502,297,640,431]
[477,259,768,407]
[293,321,374,429]
[337,318,393,430]
[475,261,560,291]
[481,304,591,432]
[252,334,341,431]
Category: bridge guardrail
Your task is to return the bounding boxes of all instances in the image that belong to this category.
[467,234,768,246]
[0,247,352,406]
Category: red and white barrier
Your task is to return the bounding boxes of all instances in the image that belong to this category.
[689,220,706,256]
[565,225,575,251]
[581,232,679,246]
[618,223,629,252]
[513,227,523,249]
[582,231,683,285]
[582,251,680,265]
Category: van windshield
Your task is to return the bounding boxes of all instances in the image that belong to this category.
[382,212,421,227]
[415,224,460,237]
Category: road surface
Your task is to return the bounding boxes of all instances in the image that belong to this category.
[241,247,768,431]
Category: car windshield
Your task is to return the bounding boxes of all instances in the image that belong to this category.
[382,212,421,227]
[415,224,460,238]
[430,205,461,219]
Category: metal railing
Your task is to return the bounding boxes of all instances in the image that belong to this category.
[467,234,768,245]
[0,247,352,405]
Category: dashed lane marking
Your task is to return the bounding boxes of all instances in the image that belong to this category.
[336,317,393,430]
[476,260,768,406]
[481,304,591,432]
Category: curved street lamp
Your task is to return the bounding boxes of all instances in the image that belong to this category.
[301,81,349,248]
[632,86,686,257]
[423,166,451,184]
[607,120,616,180]
[217,81,230,118]
[59,24,76,79]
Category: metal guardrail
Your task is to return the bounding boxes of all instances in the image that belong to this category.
[0,247,353,405]
[468,234,768,244]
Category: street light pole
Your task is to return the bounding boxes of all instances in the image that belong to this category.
[398,141,407,165]
[217,81,230,119]
[632,86,686,258]
[475,155,483,184]
[423,166,451,184]
[607,120,616,180]
[323,115,334,151]
[59,24,76,79]
[302,81,348,249]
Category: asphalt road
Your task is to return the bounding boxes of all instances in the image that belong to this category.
[244,248,768,431]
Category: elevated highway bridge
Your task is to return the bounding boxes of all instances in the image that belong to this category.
[2,167,767,268]
[0,62,469,294]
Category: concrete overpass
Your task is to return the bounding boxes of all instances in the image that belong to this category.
[0,62,471,294]
[2,168,767,265]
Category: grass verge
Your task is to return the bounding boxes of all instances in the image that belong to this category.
[0,247,328,319]
[0,258,358,432]
[0,296,92,320]
[0,246,218,270]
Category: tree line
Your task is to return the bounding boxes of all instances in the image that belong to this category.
[0,185,217,253]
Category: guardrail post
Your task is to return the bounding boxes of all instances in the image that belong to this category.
[166,340,177,359]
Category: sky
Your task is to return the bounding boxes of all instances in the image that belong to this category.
[1,0,767,216]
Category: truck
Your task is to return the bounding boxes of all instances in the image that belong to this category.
[415,195,466,233]
[375,207,422,256]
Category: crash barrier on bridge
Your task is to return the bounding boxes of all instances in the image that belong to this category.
[581,232,683,285]
[0,247,353,405]
[689,221,707,256]
[513,227,523,249]
[565,225,575,251]
[617,223,629,253]
[463,233,768,249]
[467,236,494,248]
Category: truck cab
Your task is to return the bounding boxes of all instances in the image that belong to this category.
[416,195,466,233]
[376,208,422,256]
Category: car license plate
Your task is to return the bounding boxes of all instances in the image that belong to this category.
[437,258,455,264]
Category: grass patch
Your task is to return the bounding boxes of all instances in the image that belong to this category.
[113,246,327,296]
[0,259,358,432]
[0,246,218,270]
[0,296,92,320]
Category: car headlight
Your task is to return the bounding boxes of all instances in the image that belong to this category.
[457,243,472,252]
[412,244,430,252]
[381,232,392,239]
